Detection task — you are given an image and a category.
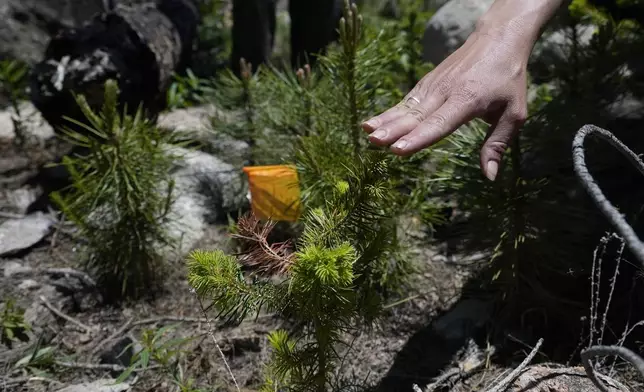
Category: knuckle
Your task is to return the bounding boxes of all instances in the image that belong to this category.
[406,107,427,122]
[424,112,448,129]
[508,107,528,124]
[454,83,479,101]
[434,77,453,97]
[486,140,509,155]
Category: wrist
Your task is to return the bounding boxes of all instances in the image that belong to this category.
[473,0,564,56]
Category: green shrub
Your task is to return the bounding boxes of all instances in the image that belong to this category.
[189,151,410,392]
[51,80,178,303]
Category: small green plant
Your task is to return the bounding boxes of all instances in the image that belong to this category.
[51,79,178,302]
[0,59,29,146]
[208,58,262,165]
[0,298,30,349]
[166,69,216,110]
[116,324,198,389]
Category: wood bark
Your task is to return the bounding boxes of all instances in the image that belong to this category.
[29,0,199,133]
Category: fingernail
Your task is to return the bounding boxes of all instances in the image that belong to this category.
[363,119,379,129]
[486,160,499,181]
[392,140,408,150]
[370,129,387,140]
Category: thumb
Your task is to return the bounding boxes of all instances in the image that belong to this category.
[480,104,527,181]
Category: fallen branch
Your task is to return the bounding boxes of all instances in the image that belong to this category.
[415,345,495,392]
[89,318,134,357]
[54,360,161,372]
[39,296,92,334]
[581,345,644,392]
[422,368,460,392]
[41,268,96,288]
[484,338,543,392]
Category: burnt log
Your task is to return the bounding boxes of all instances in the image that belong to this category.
[29,0,199,133]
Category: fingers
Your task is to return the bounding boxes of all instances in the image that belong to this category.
[367,94,446,146]
[361,102,409,133]
[479,103,527,181]
[361,77,436,133]
[389,96,475,156]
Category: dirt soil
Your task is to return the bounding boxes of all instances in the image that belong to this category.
[1,136,640,392]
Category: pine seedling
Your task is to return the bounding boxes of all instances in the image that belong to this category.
[207,58,263,165]
[188,150,408,392]
[188,2,444,389]
[51,80,178,303]
[243,63,321,165]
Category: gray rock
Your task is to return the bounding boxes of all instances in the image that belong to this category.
[18,279,40,290]
[606,93,644,121]
[511,365,626,392]
[1,186,43,215]
[0,0,103,66]
[0,156,30,175]
[157,105,250,165]
[0,101,55,144]
[23,284,59,329]
[55,379,131,392]
[163,147,247,256]
[422,0,495,66]
[3,260,33,277]
[530,24,596,70]
[0,212,54,256]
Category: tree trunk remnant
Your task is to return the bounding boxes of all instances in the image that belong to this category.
[29,0,199,133]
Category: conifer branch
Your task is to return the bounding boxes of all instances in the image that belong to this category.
[233,213,295,275]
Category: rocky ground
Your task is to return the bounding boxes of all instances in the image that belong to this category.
[0,101,636,392]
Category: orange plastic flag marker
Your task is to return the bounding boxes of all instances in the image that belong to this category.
[242,165,302,222]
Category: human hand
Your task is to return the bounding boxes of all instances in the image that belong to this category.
[362,0,563,181]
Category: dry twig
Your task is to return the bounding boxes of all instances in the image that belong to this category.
[41,267,96,287]
[54,360,161,372]
[484,338,543,392]
[39,296,92,334]
[195,292,241,392]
